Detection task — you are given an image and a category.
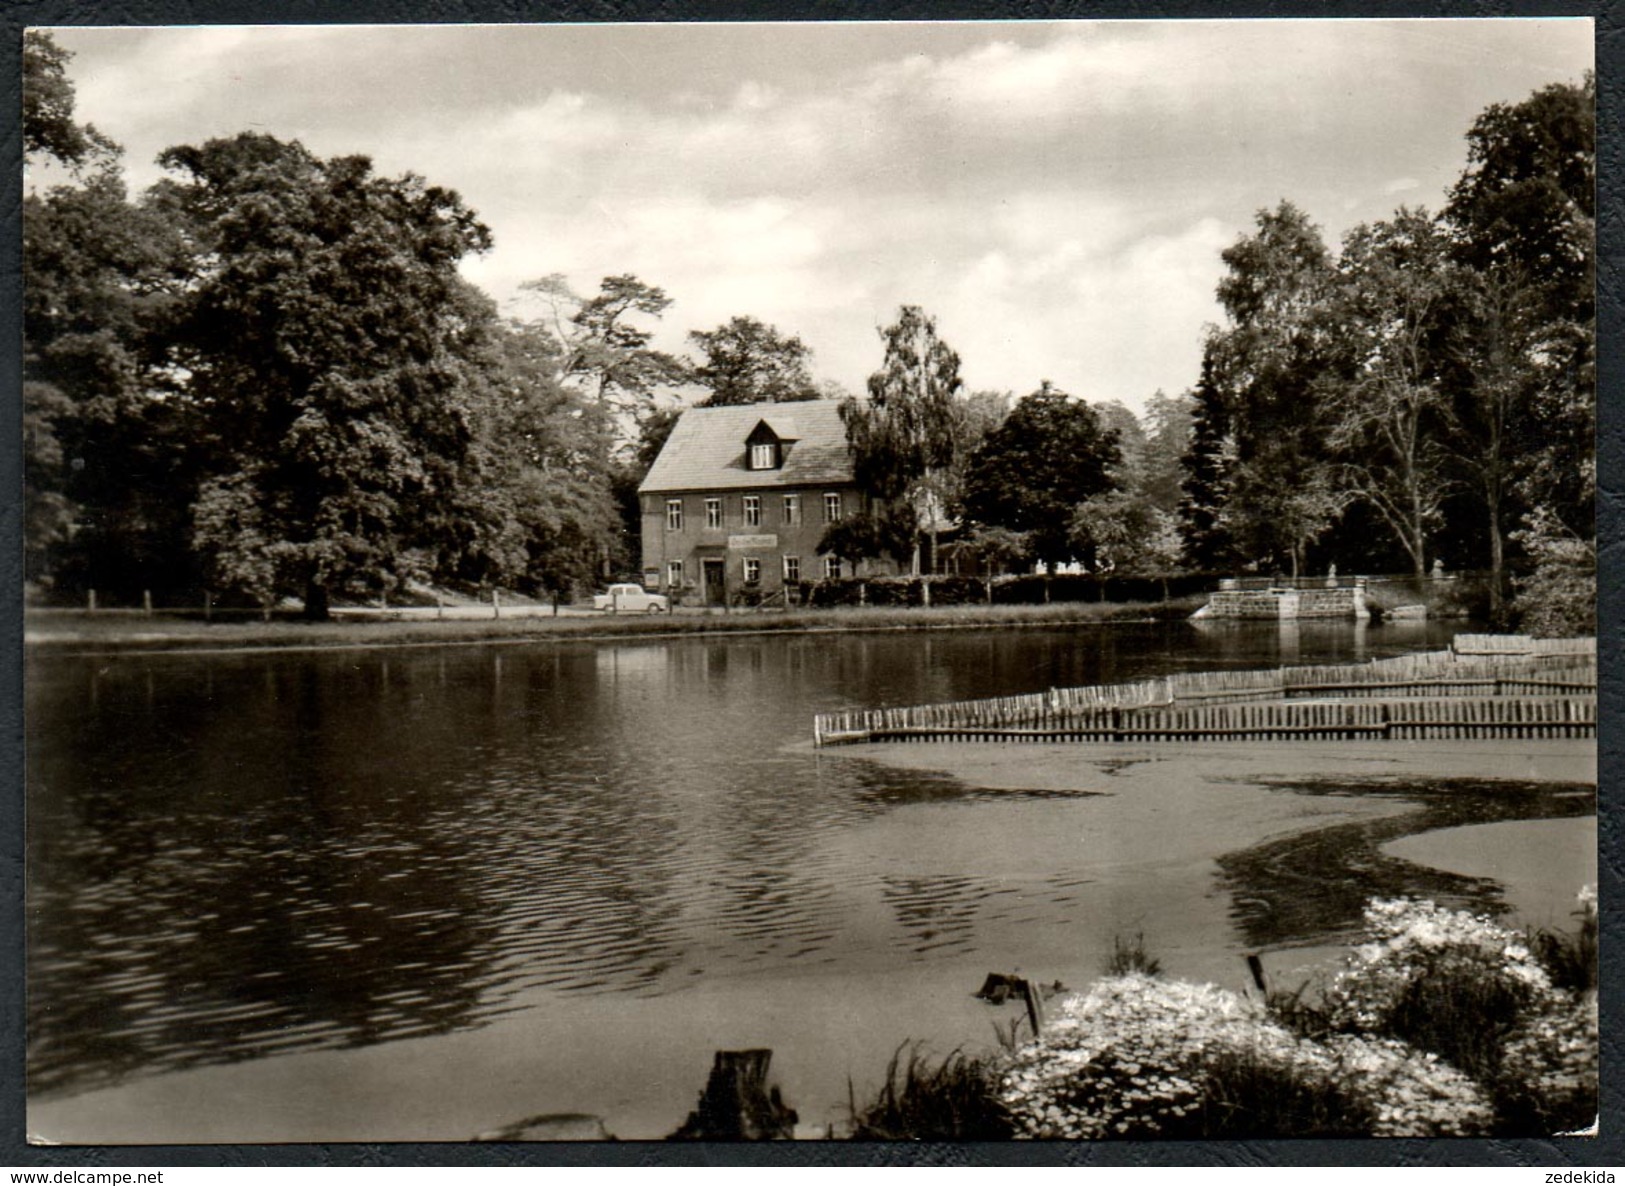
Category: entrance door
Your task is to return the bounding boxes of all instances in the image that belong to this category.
[702,559,726,607]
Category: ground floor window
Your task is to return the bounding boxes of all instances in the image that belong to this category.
[667,560,683,589]
[824,555,843,580]
[783,555,800,583]
[743,557,761,584]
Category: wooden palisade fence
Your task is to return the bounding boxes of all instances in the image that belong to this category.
[812,637,1595,747]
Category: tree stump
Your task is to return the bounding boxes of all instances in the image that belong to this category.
[668,1049,797,1140]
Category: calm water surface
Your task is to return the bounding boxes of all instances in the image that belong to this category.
[28,620,1470,1102]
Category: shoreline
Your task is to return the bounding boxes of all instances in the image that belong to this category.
[22,598,1207,657]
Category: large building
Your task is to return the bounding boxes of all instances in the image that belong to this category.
[637,401,897,606]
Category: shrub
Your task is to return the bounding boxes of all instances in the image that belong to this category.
[1509,506,1595,637]
[1321,899,1559,1084]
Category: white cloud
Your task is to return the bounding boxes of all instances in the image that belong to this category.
[49,20,1594,416]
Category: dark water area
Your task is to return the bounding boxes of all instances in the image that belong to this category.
[26,619,1492,1101]
[1219,777,1597,949]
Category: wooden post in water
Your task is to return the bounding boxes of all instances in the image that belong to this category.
[1019,976,1045,1037]
[204,590,212,622]
[142,589,152,617]
[1246,953,1269,995]
[492,588,501,619]
[87,589,96,612]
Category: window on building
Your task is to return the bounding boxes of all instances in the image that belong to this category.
[824,492,843,523]
[783,494,800,525]
[783,555,800,583]
[743,557,761,584]
[666,499,683,531]
[824,555,843,580]
[705,497,722,528]
[750,442,776,470]
[743,495,761,527]
[667,560,683,589]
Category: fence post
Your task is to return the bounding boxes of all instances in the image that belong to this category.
[87,589,96,612]
[142,589,152,617]
[492,588,500,619]
[1019,977,1045,1037]
[204,590,212,622]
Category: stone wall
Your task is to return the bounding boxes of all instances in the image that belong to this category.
[1198,584,1367,619]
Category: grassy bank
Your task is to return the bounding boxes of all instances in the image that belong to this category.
[24,595,1206,655]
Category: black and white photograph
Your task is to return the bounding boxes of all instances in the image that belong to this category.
[20,17,1599,1150]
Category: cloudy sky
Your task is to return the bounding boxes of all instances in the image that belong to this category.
[44,20,1592,414]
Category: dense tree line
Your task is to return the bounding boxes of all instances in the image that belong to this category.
[20,34,848,616]
[827,75,1594,632]
[24,34,1592,630]
[1179,76,1594,626]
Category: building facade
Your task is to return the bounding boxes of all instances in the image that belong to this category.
[637,401,896,606]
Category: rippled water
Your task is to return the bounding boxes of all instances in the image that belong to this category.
[27,620,1467,1101]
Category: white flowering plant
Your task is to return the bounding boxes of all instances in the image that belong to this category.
[995,973,1493,1139]
[865,896,1597,1140]
[1321,899,1565,1086]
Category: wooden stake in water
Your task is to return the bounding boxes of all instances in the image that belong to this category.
[1019,976,1045,1037]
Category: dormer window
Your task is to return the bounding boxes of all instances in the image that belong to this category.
[746,418,797,471]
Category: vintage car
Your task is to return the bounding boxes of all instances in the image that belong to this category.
[592,583,669,613]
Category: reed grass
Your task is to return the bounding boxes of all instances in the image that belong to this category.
[846,1043,1013,1141]
[1103,933,1163,978]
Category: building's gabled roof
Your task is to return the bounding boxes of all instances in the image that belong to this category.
[638,400,855,493]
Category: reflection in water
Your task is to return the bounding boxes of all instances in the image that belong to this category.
[28,621,1474,1098]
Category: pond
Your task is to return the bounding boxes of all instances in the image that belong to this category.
[25,618,1593,1140]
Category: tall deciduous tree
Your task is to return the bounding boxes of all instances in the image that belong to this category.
[23,31,193,598]
[838,305,966,573]
[1445,75,1594,616]
[689,315,819,405]
[1140,390,1194,515]
[1094,401,1148,497]
[1322,209,1456,582]
[23,31,116,175]
[958,382,1119,572]
[1205,202,1343,576]
[439,313,620,598]
[154,133,495,618]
